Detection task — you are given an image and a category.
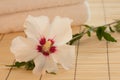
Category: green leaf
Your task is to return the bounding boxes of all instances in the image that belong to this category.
[103,32,117,42]
[96,26,106,40]
[6,60,35,70]
[14,62,26,68]
[87,31,91,37]
[72,33,80,38]
[46,71,56,75]
[84,25,91,28]
[84,25,95,32]
[69,32,83,45]
[114,22,120,32]
[109,27,115,32]
[84,25,93,29]
[25,60,35,70]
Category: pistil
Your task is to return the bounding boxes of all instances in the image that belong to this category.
[37,37,56,56]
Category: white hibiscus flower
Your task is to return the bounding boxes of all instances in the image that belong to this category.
[10,15,75,75]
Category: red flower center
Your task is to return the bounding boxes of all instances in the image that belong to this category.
[37,37,56,56]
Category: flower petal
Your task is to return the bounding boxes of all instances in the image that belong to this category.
[33,54,46,75]
[48,16,73,46]
[45,55,58,73]
[24,15,50,40]
[10,36,38,62]
[52,45,75,70]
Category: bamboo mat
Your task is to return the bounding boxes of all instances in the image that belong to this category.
[0,0,120,80]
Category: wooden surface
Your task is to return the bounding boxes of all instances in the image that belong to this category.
[0,0,120,80]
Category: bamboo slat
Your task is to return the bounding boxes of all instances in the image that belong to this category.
[105,0,120,79]
[0,0,120,80]
[0,32,25,80]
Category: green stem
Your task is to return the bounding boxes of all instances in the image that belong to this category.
[69,20,120,45]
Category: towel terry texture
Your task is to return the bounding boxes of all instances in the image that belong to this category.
[0,0,90,33]
[0,0,85,15]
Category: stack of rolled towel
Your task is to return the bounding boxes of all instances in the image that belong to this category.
[0,0,90,33]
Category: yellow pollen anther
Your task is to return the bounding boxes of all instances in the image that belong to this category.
[43,41,52,52]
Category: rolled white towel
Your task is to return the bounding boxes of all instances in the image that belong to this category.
[0,0,85,15]
[0,1,90,33]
